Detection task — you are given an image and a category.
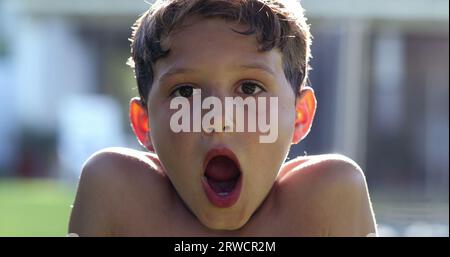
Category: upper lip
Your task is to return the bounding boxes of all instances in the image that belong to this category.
[203,146,242,174]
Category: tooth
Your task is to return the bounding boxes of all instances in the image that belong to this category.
[218,192,229,196]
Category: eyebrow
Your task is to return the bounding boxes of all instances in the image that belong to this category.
[157,62,276,84]
[237,63,276,77]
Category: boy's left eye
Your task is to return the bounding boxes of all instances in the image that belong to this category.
[236,81,265,95]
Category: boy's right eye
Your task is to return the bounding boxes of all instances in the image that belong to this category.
[170,85,194,98]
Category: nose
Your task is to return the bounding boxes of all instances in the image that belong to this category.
[204,110,234,133]
[205,124,232,133]
[202,90,234,134]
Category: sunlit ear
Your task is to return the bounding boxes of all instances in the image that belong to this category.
[129,97,154,151]
[292,86,317,144]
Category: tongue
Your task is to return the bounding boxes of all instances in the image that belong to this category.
[205,156,240,193]
[208,180,238,193]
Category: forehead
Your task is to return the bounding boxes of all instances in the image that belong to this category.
[154,17,285,81]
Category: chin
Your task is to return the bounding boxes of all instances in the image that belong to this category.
[198,208,249,231]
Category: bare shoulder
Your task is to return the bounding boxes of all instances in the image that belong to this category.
[278,154,367,198]
[277,154,377,236]
[68,147,172,236]
[77,147,167,183]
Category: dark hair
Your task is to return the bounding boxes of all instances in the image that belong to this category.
[127,0,312,106]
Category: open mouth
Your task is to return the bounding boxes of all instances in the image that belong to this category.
[202,147,242,208]
[205,156,241,195]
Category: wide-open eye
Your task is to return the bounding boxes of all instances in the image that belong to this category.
[236,81,265,95]
[171,85,194,98]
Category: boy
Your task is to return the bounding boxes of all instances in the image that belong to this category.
[69,0,377,236]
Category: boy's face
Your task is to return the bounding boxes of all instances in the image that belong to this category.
[144,17,299,230]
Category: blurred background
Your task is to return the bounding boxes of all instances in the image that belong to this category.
[0,0,448,236]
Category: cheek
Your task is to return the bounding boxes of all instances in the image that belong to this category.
[148,103,204,180]
[243,98,295,182]
[149,105,172,146]
[149,105,197,172]
[262,97,295,167]
[278,101,296,140]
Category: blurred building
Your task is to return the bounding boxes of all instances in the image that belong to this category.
[0,0,146,177]
[299,0,449,201]
[0,0,448,235]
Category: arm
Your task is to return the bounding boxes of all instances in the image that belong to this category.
[279,154,377,236]
[68,151,120,236]
[324,156,377,236]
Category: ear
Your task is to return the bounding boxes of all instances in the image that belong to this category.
[129,97,154,151]
[292,86,317,144]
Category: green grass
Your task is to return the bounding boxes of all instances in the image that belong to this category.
[0,179,76,237]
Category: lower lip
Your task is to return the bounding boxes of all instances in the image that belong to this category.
[201,175,242,208]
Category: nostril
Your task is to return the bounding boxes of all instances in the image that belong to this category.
[204,125,231,133]
[223,125,231,132]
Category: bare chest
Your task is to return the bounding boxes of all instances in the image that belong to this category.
[114,191,326,236]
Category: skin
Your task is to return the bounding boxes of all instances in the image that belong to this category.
[69,17,377,236]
